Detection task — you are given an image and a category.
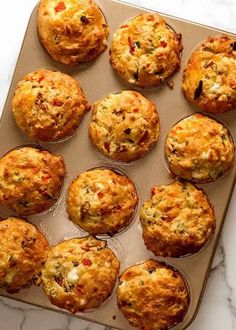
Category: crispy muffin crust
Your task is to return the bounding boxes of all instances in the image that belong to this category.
[38,0,109,66]
[182,36,236,113]
[0,147,66,215]
[0,217,49,293]
[12,69,90,142]
[42,236,120,313]
[117,259,189,330]
[89,91,160,162]
[141,181,215,257]
[67,168,138,235]
[165,113,234,183]
[110,13,182,87]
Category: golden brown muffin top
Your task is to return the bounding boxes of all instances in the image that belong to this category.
[117,259,189,330]
[89,91,160,162]
[141,181,215,257]
[165,113,234,183]
[182,35,236,113]
[38,0,109,65]
[0,217,49,293]
[42,236,120,313]
[0,147,66,215]
[110,13,182,87]
[12,69,90,142]
[67,168,138,235]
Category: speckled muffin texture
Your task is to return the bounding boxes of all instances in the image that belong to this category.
[67,168,138,235]
[42,236,120,313]
[182,36,236,113]
[89,91,160,162]
[110,13,182,87]
[12,69,90,142]
[0,217,49,293]
[165,113,234,183]
[140,181,215,257]
[38,0,109,66]
[117,259,189,330]
[0,147,66,215]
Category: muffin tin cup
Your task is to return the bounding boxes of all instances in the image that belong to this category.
[0,1,236,330]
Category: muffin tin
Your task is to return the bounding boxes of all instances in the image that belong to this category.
[0,0,236,329]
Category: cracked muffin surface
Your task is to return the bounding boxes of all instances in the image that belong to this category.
[0,147,66,215]
[89,91,160,162]
[67,168,138,235]
[110,13,182,87]
[165,113,234,183]
[0,217,49,293]
[42,236,120,313]
[182,36,236,113]
[117,259,189,330]
[141,181,215,257]
[38,0,109,65]
[12,69,90,142]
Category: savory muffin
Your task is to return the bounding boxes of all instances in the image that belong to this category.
[42,236,120,313]
[12,69,90,142]
[67,168,138,235]
[141,181,215,257]
[0,217,49,293]
[38,0,109,66]
[89,91,160,162]
[117,259,189,330]
[0,147,66,215]
[182,36,236,113]
[165,113,234,183]
[110,13,182,87]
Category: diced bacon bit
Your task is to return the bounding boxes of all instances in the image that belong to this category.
[97,191,104,199]
[120,24,128,28]
[42,174,51,181]
[151,187,158,196]
[230,81,236,89]
[53,100,63,106]
[76,285,85,294]
[147,15,155,21]
[133,108,139,113]
[128,37,135,54]
[37,76,45,83]
[55,2,66,13]
[104,142,110,152]
[160,41,167,48]
[82,258,92,266]
[138,131,149,144]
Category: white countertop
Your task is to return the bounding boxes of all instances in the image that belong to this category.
[0,0,236,329]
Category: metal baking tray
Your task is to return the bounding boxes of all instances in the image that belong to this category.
[0,1,235,329]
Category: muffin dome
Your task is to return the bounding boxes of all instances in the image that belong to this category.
[182,36,236,113]
[42,236,120,313]
[0,217,49,293]
[67,168,138,235]
[141,181,215,257]
[110,13,182,87]
[165,113,234,183]
[89,91,160,162]
[117,259,189,330]
[38,0,109,65]
[12,69,90,142]
[0,147,66,215]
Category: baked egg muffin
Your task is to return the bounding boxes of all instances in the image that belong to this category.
[0,217,49,293]
[182,36,236,113]
[141,181,215,257]
[12,69,90,142]
[110,13,182,87]
[38,0,109,65]
[89,91,160,162]
[0,147,66,215]
[165,113,234,183]
[117,259,189,330]
[67,168,138,235]
[41,236,120,313]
